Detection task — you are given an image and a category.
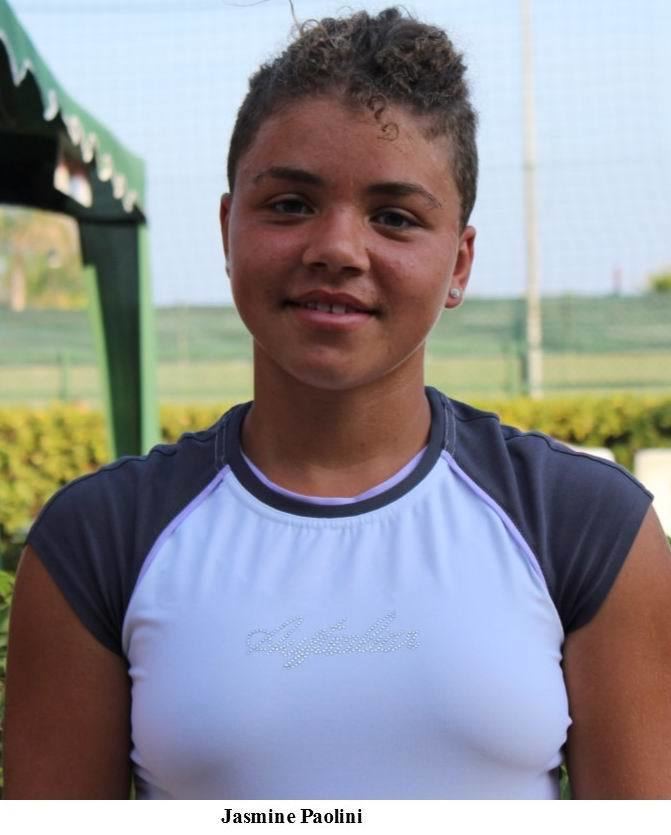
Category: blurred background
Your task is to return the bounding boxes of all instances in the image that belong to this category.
[1,0,671,403]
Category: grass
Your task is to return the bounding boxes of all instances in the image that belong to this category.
[2,299,670,403]
[2,352,671,407]
[3,295,671,366]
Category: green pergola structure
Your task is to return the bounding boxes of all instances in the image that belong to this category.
[0,0,157,457]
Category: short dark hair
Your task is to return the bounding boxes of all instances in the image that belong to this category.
[227,7,478,229]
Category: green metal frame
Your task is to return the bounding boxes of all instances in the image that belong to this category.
[0,0,158,457]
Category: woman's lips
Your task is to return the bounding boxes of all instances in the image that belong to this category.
[286,300,375,329]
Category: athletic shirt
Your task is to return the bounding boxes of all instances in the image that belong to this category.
[27,388,653,799]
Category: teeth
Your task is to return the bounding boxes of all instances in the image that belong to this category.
[300,301,359,314]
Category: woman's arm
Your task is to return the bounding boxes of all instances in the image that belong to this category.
[3,545,132,799]
[562,506,671,798]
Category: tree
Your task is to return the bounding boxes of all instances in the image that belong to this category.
[0,208,85,311]
[647,269,671,294]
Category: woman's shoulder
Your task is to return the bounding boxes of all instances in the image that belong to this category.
[438,392,653,633]
[444,394,647,498]
[33,411,231,527]
[23,409,235,656]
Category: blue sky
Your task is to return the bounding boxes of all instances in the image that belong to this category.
[8,0,671,306]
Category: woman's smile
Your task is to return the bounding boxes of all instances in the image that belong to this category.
[286,302,376,331]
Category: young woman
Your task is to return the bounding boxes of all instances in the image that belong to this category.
[5,8,671,800]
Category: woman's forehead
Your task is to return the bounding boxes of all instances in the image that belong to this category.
[236,95,456,189]
[260,93,440,143]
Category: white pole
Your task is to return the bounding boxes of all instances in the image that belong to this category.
[521,0,543,397]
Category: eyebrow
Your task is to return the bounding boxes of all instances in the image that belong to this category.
[367,181,442,209]
[252,166,442,208]
[253,166,323,187]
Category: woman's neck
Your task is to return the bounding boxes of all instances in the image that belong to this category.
[240,367,431,498]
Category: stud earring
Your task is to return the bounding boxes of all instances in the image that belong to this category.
[448,288,462,299]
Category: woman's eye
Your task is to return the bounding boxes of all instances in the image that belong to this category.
[373,210,417,229]
[269,198,312,215]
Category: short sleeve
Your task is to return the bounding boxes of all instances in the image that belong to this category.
[27,464,141,656]
[446,394,654,635]
[506,435,653,632]
[26,420,228,656]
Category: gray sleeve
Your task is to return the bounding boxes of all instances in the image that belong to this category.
[26,423,227,656]
[447,397,654,634]
[27,460,147,656]
[505,433,653,632]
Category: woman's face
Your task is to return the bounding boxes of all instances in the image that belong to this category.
[220,95,475,394]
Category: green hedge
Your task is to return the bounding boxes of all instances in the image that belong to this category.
[1,395,670,567]
[480,393,671,471]
[0,568,14,795]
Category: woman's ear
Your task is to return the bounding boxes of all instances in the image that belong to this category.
[445,225,476,308]
[219,194,232,269]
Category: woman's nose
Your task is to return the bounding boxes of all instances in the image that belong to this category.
[301,208,370,275]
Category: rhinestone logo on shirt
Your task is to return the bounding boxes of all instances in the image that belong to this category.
[246,610,419,669]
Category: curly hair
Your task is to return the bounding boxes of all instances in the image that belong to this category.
[227,7,478,228]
